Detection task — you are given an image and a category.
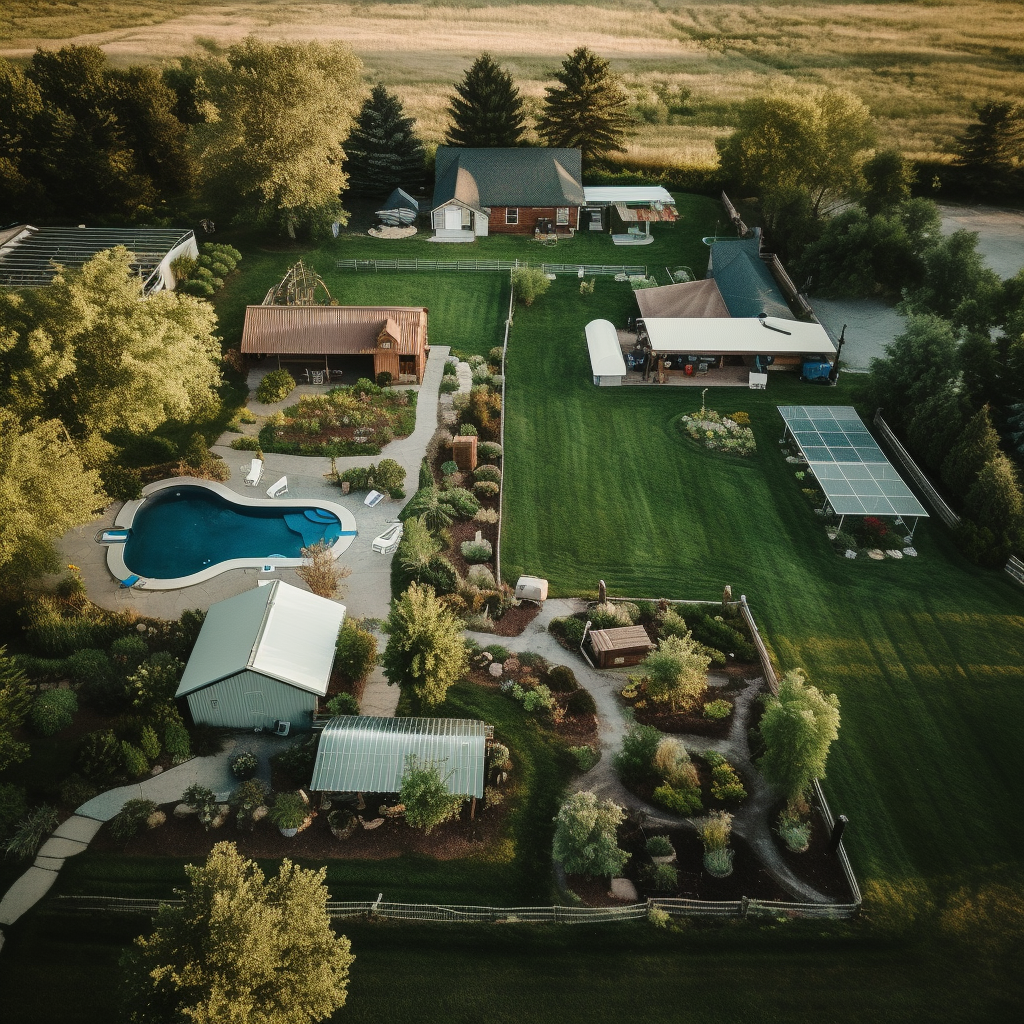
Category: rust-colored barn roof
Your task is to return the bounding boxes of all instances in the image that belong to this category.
[588,625,656,653]
[240,305,427,357]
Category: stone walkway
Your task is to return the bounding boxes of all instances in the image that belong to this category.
[467,600,832,904]
[60,347,450,622]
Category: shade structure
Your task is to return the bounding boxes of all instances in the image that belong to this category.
[585,318,627,383]
[777,406,929,518]
[309,716,487,798]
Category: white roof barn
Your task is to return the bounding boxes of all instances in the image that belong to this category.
[176,581,346,730]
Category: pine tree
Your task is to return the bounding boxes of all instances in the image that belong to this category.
[536,47,633,164]
[954,100,1024,198]
[941,404,1001,498]
[444,53,527,148]
[346,83,425,196]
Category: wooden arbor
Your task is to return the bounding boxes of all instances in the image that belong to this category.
[263,260,335,307]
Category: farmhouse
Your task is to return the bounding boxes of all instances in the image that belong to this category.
[175,581,346,731]
[430,147,584,240]
[310,716,488,798]
[0,224,197,293]
[240,304,429,384]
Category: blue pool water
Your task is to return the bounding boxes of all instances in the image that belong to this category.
[123,486,348,579]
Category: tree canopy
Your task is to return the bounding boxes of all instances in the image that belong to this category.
[642,633,710,711]
[121,841,354,1024]
[757,669,840,809]
[382,582,469,706]
[346,84,425,196]
[187,36,363,237]
[445,53,528,148]
[536,47,632,163]
[0,247,222,452]
[552,790,629,877]
[0,647,32,773]
[716,88,874,229]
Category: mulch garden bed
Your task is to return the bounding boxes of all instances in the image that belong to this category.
[90,790,513,863]
[770,800,857,902]
[485,601,540,636]
[623,755,749,819]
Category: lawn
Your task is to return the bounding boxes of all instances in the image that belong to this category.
[501,276,1024,895]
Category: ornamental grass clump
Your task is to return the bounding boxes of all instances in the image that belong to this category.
[269,792,309,832]
[699,810,734,877]
[651,736,703,816]
[110,798,158,844]
[778,805,812,852]
[5,804,60,859]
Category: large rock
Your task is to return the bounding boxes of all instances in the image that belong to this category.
[488,662,503,678]
[173,803,197,819]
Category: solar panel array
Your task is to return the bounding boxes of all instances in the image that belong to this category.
[777,405,929,518]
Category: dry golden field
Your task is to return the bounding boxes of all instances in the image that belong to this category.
[3,1,1023,167]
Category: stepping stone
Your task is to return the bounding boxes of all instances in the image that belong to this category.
[51,815,103,844]
[36,836,89,859]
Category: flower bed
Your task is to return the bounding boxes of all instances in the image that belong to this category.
[678,409,756,456]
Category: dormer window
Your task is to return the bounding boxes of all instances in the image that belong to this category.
[379,339,392,349]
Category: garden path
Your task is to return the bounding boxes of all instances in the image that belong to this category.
[466,601,832,904]
[0,734,281,930]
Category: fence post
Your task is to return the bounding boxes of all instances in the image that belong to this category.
[740,896,749,918]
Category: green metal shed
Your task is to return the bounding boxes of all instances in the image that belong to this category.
[309,716,488,798]
[175,580,346,731]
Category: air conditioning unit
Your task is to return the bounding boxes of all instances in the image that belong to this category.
[273,720,291,737]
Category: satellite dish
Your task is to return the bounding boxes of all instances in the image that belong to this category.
[331,222,340,238]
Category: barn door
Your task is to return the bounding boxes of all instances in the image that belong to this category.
[444,206,462,230]
[244,690,266,731]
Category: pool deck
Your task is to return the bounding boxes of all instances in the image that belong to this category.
[60,345,450,622]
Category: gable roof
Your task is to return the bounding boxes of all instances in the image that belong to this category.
[240,305,428,356]
[310,716,488,797]
[709,235,794,320]
[636,279,732,320]
[432,147,584,210]
[175,581,345,698]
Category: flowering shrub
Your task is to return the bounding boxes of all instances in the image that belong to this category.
[230,750,259,780]
[679,410,756,456]
[861,516,890,546]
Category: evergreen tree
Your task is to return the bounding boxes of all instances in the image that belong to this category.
[346,84,425,196]
[906,379,969,474]
[954,100,1024,198]
[966,453,1024,537]
[444,53,527,148]
[536,47,633,164]
[862,149,915,216]
[942,405,1001,498]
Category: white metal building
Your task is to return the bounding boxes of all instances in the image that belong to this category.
[175,581,346,730]
[585,319,628,386]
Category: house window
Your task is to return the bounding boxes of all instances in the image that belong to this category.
[556,207,570,225]
[379,340,392,349]
[506,208,519,225]
[210,698,218,708]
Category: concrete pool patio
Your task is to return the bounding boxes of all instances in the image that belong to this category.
[60,345,450,622]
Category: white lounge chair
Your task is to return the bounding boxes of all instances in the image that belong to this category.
[266,476,288,498]
[243,458,263,486]
[372,521,404,554]
[364,489,385,507]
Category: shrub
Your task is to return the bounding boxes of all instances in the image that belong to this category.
[569,745,598,772]
[5,805,59,859]
[473,465,501,484]
[110,635,149,672]
[587,601,634,629]
[376,371,393,388]
[121,741,150,778]
[230,750,259,780]
[553,791,629,877]
[256,369,296,403]
[440,486,480,518]
[489,742,511,770]
[653,782,703,816]
[0,783,28,841]
[182,784,218,829]
[471,366,493,385]
[708,756,747,802]
[420,555,460,595]
[548,616,587,646]
[128,652,185,718]
[72,649,128,712]
[439,376,460,394]
[400,756,464,834]
[30,688,78,735]
[103,464,143,501]
[614,720,661,786]
[326,692,360,716]
[703,699,732,720]
[778,808,812,852]
[59,774,97,807]
[484,644,512,661]
[478,441,503,460]
[461,539,493,563]
[640,863,678,891]
[473,480,499,498]
[643,634,711,712]
[110,798,157,844]
[442,360,459,377]
[546,665,579,692]
[334,618,378,683]
[271,736,319,784]
[441,460,459,477]
[164,720,191,763]
[233,779,269,830]
[77,730,122,781]
[565,687,597,717]
[459,423,478,436]
[467,564,496,589]
[511,266,552,306]
[269,792,309,831]
[375,459,406,493]
[646,834,674,857]
[138,725,161,761]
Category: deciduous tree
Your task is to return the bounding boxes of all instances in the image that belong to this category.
[382,582,469,706]
[121,841,354,1024]
[757,669,840,810]
[399,755,464,833]
[536,47,632,163]
[189,37,363,237]
[862,149,915,216]
[444,53,527,148]
[346,84,425,195]
[552,790,629,877]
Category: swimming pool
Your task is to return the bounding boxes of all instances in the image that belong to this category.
[107,481,357,589]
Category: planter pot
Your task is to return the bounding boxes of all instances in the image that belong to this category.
[278,826,299,838]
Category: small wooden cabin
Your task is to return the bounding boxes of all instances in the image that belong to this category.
[588,625,655,668]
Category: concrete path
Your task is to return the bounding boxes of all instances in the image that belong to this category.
[467,600,831,904]
[0,734,282,929]
[60,347,450,622]
[358,663,401,718]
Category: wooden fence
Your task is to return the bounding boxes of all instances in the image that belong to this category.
[335,258,646,277]
[494,272,515,583]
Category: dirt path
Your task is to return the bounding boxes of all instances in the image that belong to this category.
[468,600,832,904]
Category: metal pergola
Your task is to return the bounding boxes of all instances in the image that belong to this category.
[778,405,929,537]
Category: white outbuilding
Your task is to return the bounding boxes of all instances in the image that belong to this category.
[585,319,627,386]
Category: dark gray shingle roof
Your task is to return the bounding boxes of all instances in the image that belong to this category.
[432,147,584,210]
[709,236,794,320]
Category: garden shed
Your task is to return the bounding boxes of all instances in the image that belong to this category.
[587,625,655,668]
[585,318,627,385]
[175,581,346,731]
[309,716,488,798]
